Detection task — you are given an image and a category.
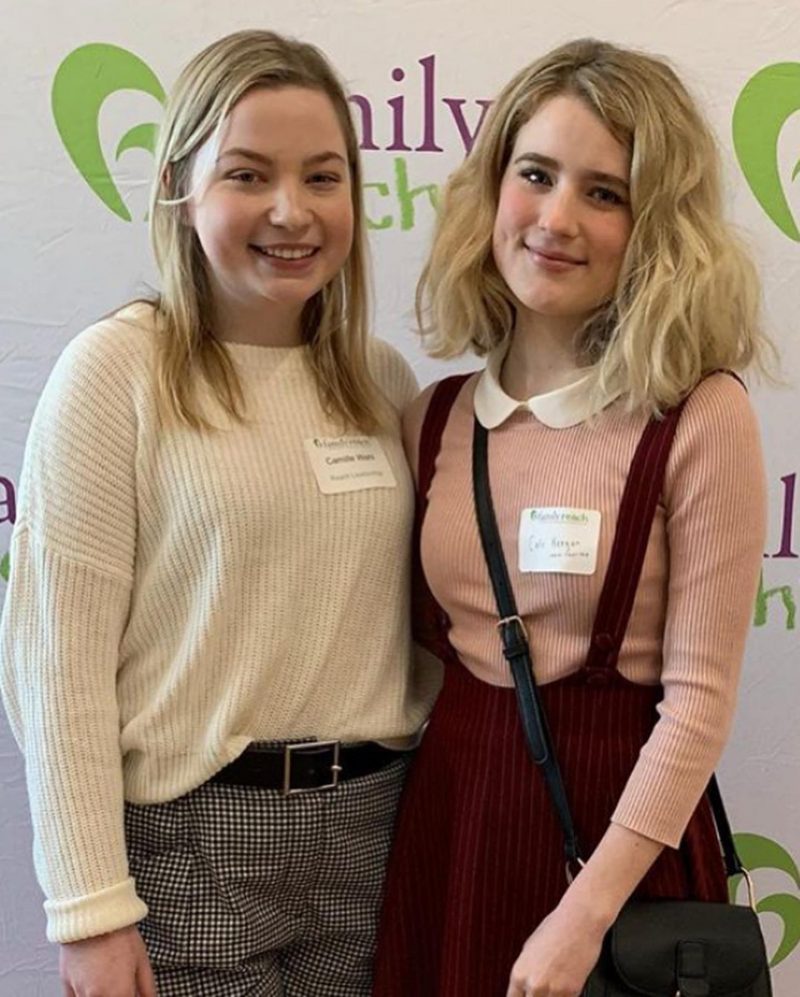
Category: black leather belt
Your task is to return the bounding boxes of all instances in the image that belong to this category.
[209,739,411,796]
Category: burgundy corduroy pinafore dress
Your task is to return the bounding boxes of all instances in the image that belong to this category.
[373,376,728,997]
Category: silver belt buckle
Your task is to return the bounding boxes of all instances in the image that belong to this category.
[282,740,342,796]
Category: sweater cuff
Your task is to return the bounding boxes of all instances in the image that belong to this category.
[610,779,687,849]
[44,877,148,943]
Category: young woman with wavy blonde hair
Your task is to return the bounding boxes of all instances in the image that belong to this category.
[375,38,770,997]
[0,29,436,997]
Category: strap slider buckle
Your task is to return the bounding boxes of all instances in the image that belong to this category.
[496,614,529,660]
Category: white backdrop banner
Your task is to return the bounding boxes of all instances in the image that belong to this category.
[1,2,799,993]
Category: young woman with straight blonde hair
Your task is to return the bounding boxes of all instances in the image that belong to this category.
[0,29,437,997]
[374,38,770,997]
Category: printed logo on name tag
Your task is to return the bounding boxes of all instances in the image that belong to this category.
[304,436,397,494]
[518,507,601,575]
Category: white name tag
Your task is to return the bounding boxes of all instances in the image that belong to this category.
[518,507,601,575]
[304,436,397,494]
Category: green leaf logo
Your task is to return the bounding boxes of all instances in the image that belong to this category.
[0,552,8,583]
[730,832,800,966]
[733,63,800,241]
[52,43,165,221]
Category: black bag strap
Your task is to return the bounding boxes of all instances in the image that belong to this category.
[472,416,582,865]
[472,411,745,879]
[708,774,746,878]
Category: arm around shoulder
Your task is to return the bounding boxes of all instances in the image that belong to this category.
[368,336,421,414]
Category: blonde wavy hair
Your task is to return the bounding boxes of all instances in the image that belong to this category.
[148,29,385,431]
[419,38,772,413]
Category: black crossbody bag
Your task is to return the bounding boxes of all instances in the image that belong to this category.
[471,414,772,997]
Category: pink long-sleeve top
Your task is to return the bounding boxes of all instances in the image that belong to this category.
[406,356,766,848]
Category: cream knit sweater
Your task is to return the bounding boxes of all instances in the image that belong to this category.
[0,303,438,943]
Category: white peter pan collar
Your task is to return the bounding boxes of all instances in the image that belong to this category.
[473,344,619,430]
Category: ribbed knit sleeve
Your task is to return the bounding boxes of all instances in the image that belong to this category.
[611,374,767,846]
[0,319,148,941]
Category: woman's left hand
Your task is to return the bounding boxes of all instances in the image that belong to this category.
[506,900,606,997]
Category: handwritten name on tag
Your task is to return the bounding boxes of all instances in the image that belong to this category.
[518,507,601,575]
[304,436,397,494]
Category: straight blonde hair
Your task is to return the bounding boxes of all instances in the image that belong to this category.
[419,38,773,413]
[149,29,387,431]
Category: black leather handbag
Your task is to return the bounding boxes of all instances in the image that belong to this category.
[582,896,770,996]
[471,413,772,997]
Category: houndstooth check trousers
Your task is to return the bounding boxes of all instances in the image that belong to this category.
[124,755,409,996]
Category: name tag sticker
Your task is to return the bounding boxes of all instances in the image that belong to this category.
[518,507,601,575]
[304,436,397,494]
